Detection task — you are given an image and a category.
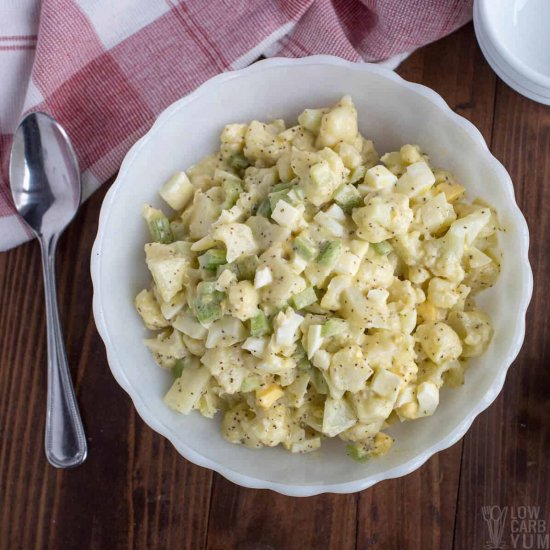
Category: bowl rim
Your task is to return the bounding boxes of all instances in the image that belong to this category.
[91,55,533,497]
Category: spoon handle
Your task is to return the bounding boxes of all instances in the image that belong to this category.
[40,236,87,468]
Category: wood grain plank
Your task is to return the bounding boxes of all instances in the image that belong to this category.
[453,75,550,549]
[206,475,357,550]
[0,185,213,550]
[355,24,498,550]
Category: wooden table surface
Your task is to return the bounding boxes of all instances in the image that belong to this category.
[1,24,548,550]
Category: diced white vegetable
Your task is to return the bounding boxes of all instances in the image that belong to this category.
[363,165,397,191]
[213,223,258,263]
[191,235,219,252]
[206,316,247,348]
[312,349,331,371]
[349,239,369,258]
[395,384,416,408]
[352,193,413,243]
[164,366,211,414]
[242,336,268,358]
[322,397,356,437]
[160,172,194,210]
[289,253,308,274]
[307,324,324,359]
[254,266,273,289]
[325,203,346,221]
[275,308,304,347]
[416,381,439,416]
[227,281,259,321]
[173,311,208,339]
[370,369,402,402]
[271,200,302,228]
[313,211,346,237]
[395,161,435,197]
[333,251,360,276]
[320,275,352,310]
[330,345,372,392]
[145,242,191,303]
[215,268,237,292]
[159,291,186,321]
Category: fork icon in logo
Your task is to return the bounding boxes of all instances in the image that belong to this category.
[482,506,509,549]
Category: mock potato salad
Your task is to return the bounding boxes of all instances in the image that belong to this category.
[135,96,501,461]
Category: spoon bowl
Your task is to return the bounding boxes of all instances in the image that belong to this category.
[10,112,81,237]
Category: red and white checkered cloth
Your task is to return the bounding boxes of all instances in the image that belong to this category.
[0,0,472,251]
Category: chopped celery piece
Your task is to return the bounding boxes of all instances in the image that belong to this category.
[348,165,366,185]
[310,369,328,395]
[240,376,261,392]
[143,206,173,244]
[228,153,250,171]
[194,300,222,324]
[372,240,393,255]
[172,359,186,379]
[291,287,317,310]
[250,311,270,337]
[197,281,216,295]
[199,249,227,271]
[347,443,369,463]
[221,178,243,209]
[317,240,343,267]
[269,189,292,212]
[334,184,361,212]
[236,255,258,281]
[272,182,293,192]
[321,318,347,337]
[256,198,272,217]
[194,282,225,324]
[292,236,317,261]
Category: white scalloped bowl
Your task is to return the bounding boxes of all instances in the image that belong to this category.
[91,56,532,496]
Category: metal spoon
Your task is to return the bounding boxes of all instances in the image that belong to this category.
[10,112,87,468]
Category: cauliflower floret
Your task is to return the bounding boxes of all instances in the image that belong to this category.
[391,230,424,266]
[244,119,288,165]
[447,310,493,357]
[189,188,222,238]
[333,142,363,169]
[227,281,259,321]
[317,95,359,148]
[251,404,290,446]
[145,242,192,303]
[304,148,347,206]
[220,123,247,158]
[329,345,373,392]
[416,192,456,234]
[212,223,258,263]
[362,330,417,382]
[201,346,251,394]
[353,247,395,291]
[395,161,435,198]
[135,289,170,330]
[339,287,389,331]
[427,277,460,309]
[353,192,413,243]
[415,322,462,364]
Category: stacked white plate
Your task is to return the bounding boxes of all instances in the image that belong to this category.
[474,0,550,105]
